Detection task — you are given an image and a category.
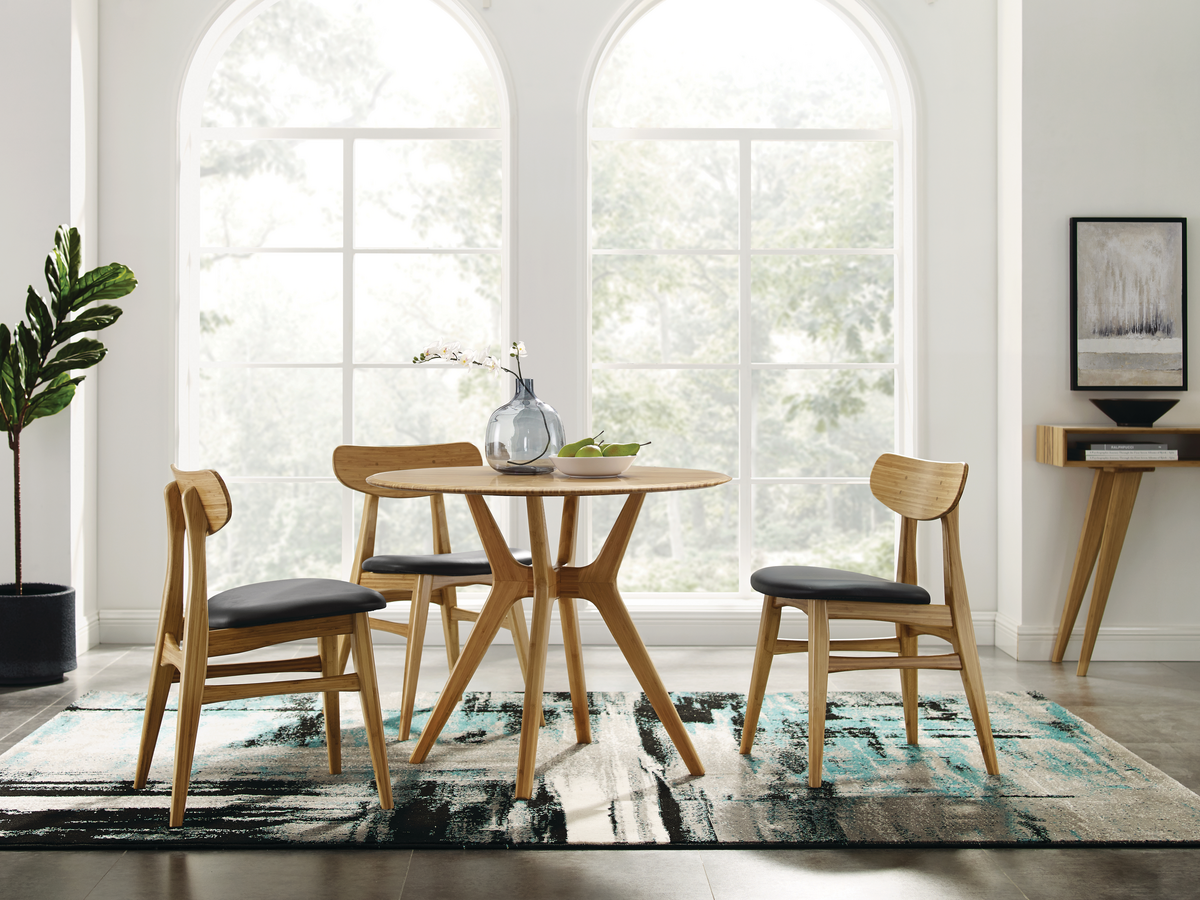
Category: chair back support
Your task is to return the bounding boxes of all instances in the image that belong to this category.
[332,443,482,499]
[170,466,233,534]
[869,454,967,522]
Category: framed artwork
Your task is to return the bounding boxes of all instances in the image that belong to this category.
[1070,217,1187,391]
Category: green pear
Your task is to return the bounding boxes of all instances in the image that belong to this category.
[602,441,650,457]
[558,432,604,457]
[575,444,604,458]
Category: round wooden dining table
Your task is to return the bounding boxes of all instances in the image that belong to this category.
[365,463,731,800]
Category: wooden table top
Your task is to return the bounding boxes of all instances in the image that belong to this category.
[366,464,731,497]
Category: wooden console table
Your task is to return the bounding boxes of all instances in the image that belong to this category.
[1037,425,1200,675]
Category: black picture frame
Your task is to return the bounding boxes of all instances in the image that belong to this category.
[1070,217,1187,391]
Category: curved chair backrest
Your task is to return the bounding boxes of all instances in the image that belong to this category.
[869,453,967,521]
[332,443,482,500]
[170,465,233,534]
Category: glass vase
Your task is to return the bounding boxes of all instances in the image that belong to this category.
[484,378,566,475]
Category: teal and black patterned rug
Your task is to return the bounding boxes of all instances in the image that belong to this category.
[2,690,1199,848]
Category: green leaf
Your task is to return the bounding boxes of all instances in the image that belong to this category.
[25,288,53,356]
[16,323,40,391]
[43,256,62,315]
[65,264,137,312]
[39,337,106,382]
[53,304,123,343]
[64,226,81,285]
[24,373,80,424]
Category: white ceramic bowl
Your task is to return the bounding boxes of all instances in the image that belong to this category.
[552,455,638,477]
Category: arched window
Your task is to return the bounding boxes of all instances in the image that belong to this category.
[589,0,911,595]
[179,0,507,591]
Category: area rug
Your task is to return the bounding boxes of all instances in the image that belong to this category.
[2,689,1199,848]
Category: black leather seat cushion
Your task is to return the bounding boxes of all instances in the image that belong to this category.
[361,549,533,577]
[208,578,387,630]
[750,566,931,605]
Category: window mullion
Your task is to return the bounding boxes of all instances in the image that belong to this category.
[342,136,355,573]
[739,138,753,593]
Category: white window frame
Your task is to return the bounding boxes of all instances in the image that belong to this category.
[582,0,917,601]
[176,0,514,575]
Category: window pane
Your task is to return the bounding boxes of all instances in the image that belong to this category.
[753,483,893,578]
[354,254,500,364]
[206,482,342,593]
[752,142,894,249]
[592,0,891,129]
[591,484,738,592]
[751,256,893,364]
[200,253,342,363]
[353,367,502,447]
[203,0,499,128]
[592,141,738,249]
[356,141,502,248]
[199,368,342,476]
[753,370,893,478]
[201,140,341,248]
[592,255,737,364]
[591,369,738,472]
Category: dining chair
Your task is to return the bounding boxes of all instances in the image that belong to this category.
[133,466,394,826]
[740,452,999,786]
[332,443,537,740]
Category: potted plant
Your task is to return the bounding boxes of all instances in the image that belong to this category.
[0,226,136,684]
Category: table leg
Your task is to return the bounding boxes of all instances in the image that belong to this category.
[409,494,529,764]
[514,496,556,799]
[1076,469,1144,677]
[556,497,591,743]
[581,494,705,777]
[1051,468,1115,663]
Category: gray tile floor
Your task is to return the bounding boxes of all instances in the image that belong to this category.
[3,641,1200,899]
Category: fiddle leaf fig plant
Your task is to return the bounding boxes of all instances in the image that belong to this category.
[0,226,137,593]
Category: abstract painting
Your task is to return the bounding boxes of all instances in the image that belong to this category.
[1071,217,1187,390]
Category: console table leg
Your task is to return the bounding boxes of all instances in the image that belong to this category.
[1076,469,1143,676]
[1052,468,1115,663]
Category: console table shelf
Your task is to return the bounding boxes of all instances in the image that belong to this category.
[1036,424,1200,676]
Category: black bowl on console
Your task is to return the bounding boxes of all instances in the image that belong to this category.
[1090,398,1179,427]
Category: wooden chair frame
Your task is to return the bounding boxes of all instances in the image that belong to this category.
[134,467,393,826]
[333,443,536,740]
[740,453,1000,786]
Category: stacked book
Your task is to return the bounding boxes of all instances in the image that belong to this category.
[1084,442,1178,461]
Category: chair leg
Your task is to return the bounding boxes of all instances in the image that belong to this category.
[896,623,920,745]
[319,634,342,774]
[350,612,394,810]
[134,657,175,789]
[806,600,830,789]
[169,643,207,827]
[740,596,782,755]
[953,619,1000,775]
[399,575,433,741]
[439,586,462,670]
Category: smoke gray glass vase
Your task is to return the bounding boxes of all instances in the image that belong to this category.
[484,378,565,475]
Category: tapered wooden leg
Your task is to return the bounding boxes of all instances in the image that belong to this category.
[897,623,919,745]
[740,596,782,755]
[559,597,591,744]
[589,582,704,776]
[1052,468,1116,663]
[440,586,462,670]
[319,634,342,774]
[953,616,1000,775]
[350,612,393,810]
[399,575,432,741]
[516,592,554,799]
[806,600,830,789]
[135,658,175,789]
[169,638,207,827]
[410,582,526,764]
[1078,470,1143,677]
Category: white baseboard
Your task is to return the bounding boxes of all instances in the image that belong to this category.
[1005,622,1200,662]
[98,603,997,649]
[76,613,100,651]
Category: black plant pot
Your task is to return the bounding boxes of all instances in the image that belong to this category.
[0,583,77,685]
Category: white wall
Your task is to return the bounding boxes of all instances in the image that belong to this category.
[87,0,1004,647]
[1013,0,1200,660]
